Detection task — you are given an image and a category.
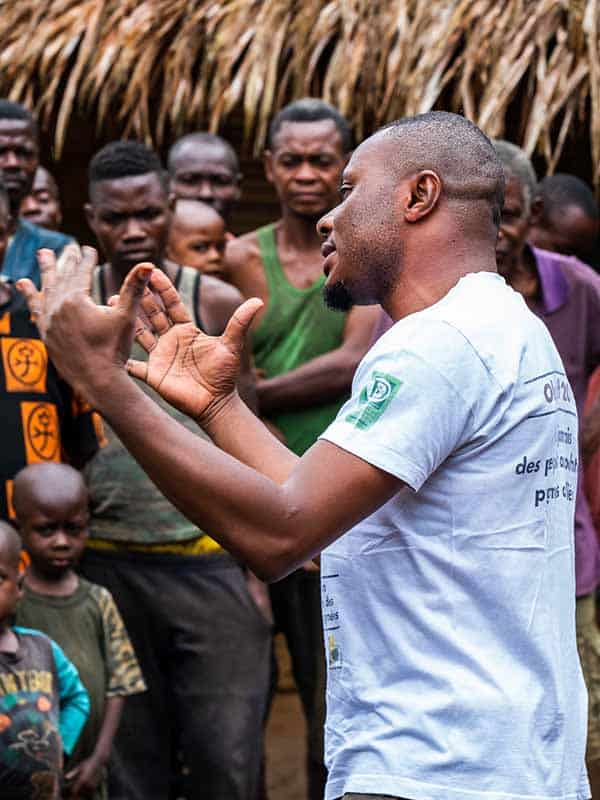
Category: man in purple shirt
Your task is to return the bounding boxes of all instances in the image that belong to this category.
[493,139,600,792]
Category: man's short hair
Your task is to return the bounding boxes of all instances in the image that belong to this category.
[0,100,38,137]
[492,140,538,214]
[89,140,167,195]
[538,173,599,221]
[268,98,353,153]
[380,112,505,229]
[167,133,240,174]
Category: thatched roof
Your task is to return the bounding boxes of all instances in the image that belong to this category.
[0,0,599,183]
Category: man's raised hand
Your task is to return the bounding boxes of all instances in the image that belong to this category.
[17,245,152,405]
[125,269,263,422]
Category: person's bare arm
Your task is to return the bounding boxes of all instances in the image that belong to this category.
[199,275,258,413]
[73,372,399,580]
[17,249,400,581]
[257,305,380,414]
[65,695,124,799]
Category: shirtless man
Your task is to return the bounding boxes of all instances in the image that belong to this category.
[76,141,270,800]
[224,99,378,798]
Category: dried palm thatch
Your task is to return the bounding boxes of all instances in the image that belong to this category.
[0,0,598,184]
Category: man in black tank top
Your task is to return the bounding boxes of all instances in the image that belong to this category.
[80,142,271,800]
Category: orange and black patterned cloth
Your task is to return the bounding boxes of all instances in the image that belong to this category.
[0,282,100,522]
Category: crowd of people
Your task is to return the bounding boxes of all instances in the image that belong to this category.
[0,94,599,800]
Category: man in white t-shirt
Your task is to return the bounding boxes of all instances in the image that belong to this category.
[19,111,589,800]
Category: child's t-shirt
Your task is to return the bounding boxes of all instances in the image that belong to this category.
[0,627,89,800]
[15,578,146,770]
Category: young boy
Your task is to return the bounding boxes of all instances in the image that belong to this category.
[13,464,146,800]
[0,520,89,800]
[167,198,228,276]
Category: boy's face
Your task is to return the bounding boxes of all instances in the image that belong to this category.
[19,496,89,579]
[168,208,227,277]
[0,547,23,623]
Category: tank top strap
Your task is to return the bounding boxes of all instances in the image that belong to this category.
[176,266,204,331]
[91,266,103,305]
[256,224,285,302]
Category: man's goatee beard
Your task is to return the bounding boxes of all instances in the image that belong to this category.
[323,280,354,312]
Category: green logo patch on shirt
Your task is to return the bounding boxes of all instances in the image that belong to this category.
[345,371,402,430]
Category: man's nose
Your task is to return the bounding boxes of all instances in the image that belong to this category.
[1,151,20,169]
[197,179,214,198]
[317,212,333,239]
[123,218,146,239]
[295,162,318,182]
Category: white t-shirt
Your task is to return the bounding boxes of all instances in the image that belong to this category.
[320,272,588,800]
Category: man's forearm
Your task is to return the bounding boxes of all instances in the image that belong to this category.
[92,371,311,579]
[203,393,298,483]
[257,347,356,414]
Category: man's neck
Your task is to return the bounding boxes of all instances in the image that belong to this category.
[105,257,170,296]
[278,207,322,253]
[384,242,498,322]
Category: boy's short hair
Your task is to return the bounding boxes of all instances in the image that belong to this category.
[0,521,22,570]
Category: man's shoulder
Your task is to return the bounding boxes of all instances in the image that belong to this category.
[18,219,72,252]
[200,272,244,309]
[225,228,263,267]
[535,246,600,292]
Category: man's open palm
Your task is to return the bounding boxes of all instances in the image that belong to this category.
[126,269,262,421]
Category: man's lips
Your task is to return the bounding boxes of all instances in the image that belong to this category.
[120,249,154,260]
[321,240,337,277]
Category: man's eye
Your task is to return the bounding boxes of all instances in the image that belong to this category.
[192,243,209,253]
[339,185,352,199]
[138,208,162,221]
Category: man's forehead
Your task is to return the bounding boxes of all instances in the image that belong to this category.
[173,144,236,175]
[343,132,394,178]
[92,172,167,207]
[273,119,344,155]
[0,119,36,143]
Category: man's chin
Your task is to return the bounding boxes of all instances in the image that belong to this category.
[323,280,354,312]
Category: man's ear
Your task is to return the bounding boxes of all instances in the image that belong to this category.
[404,171,442,223]
[264,151,274,184]
[529,195,544,226]
[84,203,96,234]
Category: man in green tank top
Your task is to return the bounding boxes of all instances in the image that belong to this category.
[78,142,271,800]
[225,100,379,800]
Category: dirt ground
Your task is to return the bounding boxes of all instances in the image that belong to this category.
[265,635,309,800]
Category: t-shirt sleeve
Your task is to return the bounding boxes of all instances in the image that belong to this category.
[50,638,90,755]
[320,331,476,491]
[93,586,146,697]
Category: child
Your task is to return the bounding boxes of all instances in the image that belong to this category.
[167,198,228,276]
[0,520,89,800]
[13,464,146,800]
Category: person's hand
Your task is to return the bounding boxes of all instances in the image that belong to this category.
[64,755,104,798]
[16,245,152,406]
[125,269,263,422]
